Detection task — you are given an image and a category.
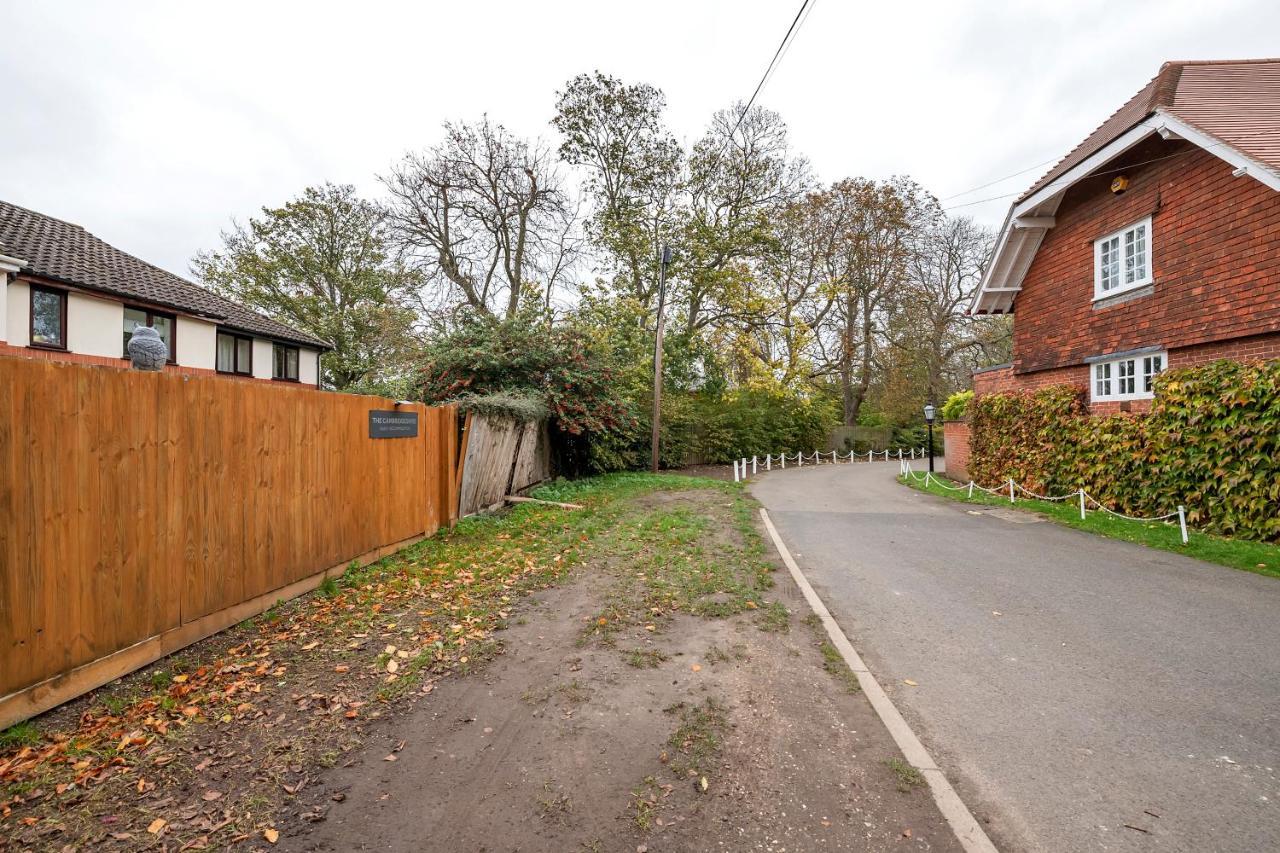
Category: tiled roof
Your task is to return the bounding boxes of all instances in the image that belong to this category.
[1020,59,1280,201]
[0,200,330,349]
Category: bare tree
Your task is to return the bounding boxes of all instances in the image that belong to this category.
[890,216,1004,401]
[382,117,577,322]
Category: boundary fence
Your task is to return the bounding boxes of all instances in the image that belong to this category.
[898,461,1189,544]
[0,357,460,729]
[731,447,930,482]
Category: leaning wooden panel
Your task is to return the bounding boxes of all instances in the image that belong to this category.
[0,358,455,724]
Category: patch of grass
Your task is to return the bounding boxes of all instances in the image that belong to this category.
[819,642,861,694]
[755,601,790,633]
[536,780,573,823]
[885,757,926,793]
[900,475,1280,579]
[665,698,729,776]
[318,576,340,598]
[624,648,669,669]
[630,776,661,830]
[149,669,171,691]
[0,721,41,749]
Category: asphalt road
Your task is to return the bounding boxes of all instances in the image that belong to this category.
[750,460,1280,853]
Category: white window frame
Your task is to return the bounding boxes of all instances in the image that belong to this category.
[1093,216,1153,300]
[1091,351,1166,402]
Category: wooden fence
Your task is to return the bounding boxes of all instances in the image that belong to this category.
[0,358,459,728]
[457,414,551,517]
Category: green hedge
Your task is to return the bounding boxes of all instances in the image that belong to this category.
[969,359,1280,542]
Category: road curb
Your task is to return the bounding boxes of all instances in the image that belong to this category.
[759,507,1000,853]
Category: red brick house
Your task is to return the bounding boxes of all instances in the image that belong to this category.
[969,59,1280,413]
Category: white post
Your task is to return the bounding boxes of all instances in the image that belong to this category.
[733,459,739,482]
[781,453,786,469]
[832,450,837,464]
[1079,489,1086,521]
[797,452,802,467]
[814,450,820,464]
[925,471,931,487]
[910,448,916,460]
[968,481,974,499]
[898,449,903,461]
[752,455,758,475]
[742,458,748,479]
[766,454,772,471]
[1009,478,1015,503]
[1178,506,1188,544]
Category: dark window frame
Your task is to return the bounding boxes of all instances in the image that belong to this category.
[29,284,69,351]
[215,330,254,376]
[271,342,300,382]
[122,305,178,364]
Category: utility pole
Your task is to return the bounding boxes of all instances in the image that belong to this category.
[651,244,673,473]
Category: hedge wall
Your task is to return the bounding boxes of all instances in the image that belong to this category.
[969,359,1280,542]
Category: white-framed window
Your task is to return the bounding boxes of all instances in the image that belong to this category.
[1094,216,1152,299]
[1092,351,1165,402]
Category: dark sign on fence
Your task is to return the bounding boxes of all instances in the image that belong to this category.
[369,409,419,439]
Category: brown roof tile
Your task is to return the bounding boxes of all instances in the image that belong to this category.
[0,200,329,349]
[1019,59,1280,202]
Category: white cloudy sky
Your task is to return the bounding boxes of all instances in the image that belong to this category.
[4,0,1278,278]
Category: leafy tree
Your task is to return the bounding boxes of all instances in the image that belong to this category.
[553,72,682,312]
[192,183,420,392]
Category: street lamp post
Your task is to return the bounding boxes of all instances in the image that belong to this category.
[923,403,936,473]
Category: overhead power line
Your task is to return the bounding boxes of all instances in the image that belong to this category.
[725,0,816,144]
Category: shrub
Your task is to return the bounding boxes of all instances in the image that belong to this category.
[968,359,1280,541]
[941,390,973,421]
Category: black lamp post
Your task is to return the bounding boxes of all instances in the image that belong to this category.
[923,403,936,473]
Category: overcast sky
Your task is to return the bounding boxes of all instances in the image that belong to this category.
[4,0,1278,278]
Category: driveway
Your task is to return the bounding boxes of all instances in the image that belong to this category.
[751,461,1280,853]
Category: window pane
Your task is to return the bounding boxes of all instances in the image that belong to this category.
[1100,236,1120,291]
[216,333,235,372]
[151,315,173,358]
[123,307,148,356]
[1143,355,1164,392]
[236,338,252,374]
[31,289,64,346]
[1118,359,1135,394]
[273,344,284,378]
[286,347,298,379]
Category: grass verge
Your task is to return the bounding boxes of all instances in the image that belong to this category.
[900,475,1280,579]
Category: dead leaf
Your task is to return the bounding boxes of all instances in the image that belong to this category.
[201,790,223,801]
[301,641,320,651]
[386,659,399,674]
[334,665,350,673]
[147,818,167,835]
[903,679,918,686]
[690,664,702,672]
[383,754,397,762]
[264,827,280,844]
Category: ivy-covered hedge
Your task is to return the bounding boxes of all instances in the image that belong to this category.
[969,359,1280,542]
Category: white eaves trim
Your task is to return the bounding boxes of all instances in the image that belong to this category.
[970,112,1280,316]
[0,252,25,275]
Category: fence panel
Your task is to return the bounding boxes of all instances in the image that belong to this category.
[0,358,457,726]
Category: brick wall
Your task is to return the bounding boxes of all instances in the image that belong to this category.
[943,420,970,482]
[1012,136,1280,375]
[0,344,318,387]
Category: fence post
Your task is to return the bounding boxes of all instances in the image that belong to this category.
[1178,506,1188,544]
[752,455,758,475]
[732,459,739,482]
[968,481,974,499]
[925,471,931,487]
[766,454,771,471]
[1009,478,1015,503]
[741,458,748,479]
[832,450,837,464]
[898,449,903,461]
[1079,489,1086,521]
[910,447,915,460]
[797,452,802,467]
[781,453,786,469]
